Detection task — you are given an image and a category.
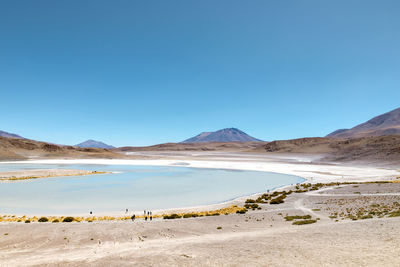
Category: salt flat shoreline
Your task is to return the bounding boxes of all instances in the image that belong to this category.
[7,156,398,183]
[1,154,400,266]
[0,155,398,216]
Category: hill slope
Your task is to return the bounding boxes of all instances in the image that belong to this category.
[251,135,400,164]
[0,130,24,139]
[75,140,115,149]
[0,137,121,161]
[182,128,263,143]
[327,107,400,138]
[117,142,263,152]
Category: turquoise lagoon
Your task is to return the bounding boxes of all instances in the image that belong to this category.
[0,163,303,215]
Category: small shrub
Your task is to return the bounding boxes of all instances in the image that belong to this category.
[244,203,259,210]
[348,215,358,221]
[52,219,59,223]
[183,213,199,218]
[256,197,267,203]
[62,217,74,222]
[217,226,222,230]
[163,214,181,220]
[38,217,49,222]
[236,209,247,214]
[285,215,312,221]
[359,215,373,220]
[389,210,400,217]
[294,189,307,193]
[292,219,317,225]
[25,220,31,223]
[270,195,286,204]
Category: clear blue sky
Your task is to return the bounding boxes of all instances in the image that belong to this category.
[1,1,399,146]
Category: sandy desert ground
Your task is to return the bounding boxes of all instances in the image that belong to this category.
[1,153,400,266]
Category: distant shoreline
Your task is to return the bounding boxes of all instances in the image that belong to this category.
[0,169,108,182]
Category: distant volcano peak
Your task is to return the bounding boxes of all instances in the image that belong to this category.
[182,128,263,143]
[75,140,115,149]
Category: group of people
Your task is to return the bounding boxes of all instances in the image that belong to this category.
[88,209,153,222]
[144,210,153,221]
[129,209,153,222]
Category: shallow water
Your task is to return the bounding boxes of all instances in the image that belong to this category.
[0,163,303,215]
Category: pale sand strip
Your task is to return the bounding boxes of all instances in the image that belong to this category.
[0,169,107,181]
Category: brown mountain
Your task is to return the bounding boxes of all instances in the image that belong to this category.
[117,141,264,152]
[252,135,400,165]
[327,107,400,138]
[0,130,24,139]
[0,137,123,161]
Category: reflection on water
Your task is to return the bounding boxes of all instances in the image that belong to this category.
[0,164,303,215]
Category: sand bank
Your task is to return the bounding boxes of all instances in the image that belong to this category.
[0,169,107,181]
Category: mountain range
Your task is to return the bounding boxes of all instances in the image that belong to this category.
[182,128,263,143]
[327,107,400,138]
[1,107,400,164]
[75,140,115,149]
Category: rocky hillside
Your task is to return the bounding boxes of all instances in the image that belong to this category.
[253,135,400,164]
[0,137,122,161]
[327,107,400,138]
[0,130,24,139]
